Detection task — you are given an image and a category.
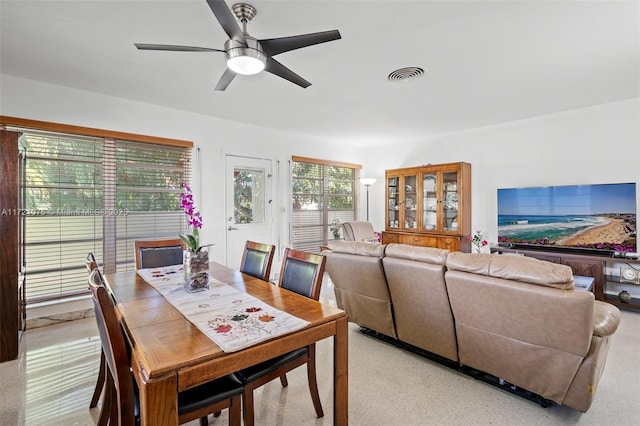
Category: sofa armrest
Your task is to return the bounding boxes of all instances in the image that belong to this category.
[592,301,621,337]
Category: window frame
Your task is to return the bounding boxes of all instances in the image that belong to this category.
[291,156,362,252]
[1,116,193,304]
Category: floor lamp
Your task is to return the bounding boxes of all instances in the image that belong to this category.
[360,178,376,221]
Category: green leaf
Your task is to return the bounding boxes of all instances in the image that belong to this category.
[179,234,198,252]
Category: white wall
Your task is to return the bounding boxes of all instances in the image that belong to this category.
[3,74,638,316]
[1,74,367,320]
[1,74,364,265]
[4,75,637,254]
[364,98,640,244]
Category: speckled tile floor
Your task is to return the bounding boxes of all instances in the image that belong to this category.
[1,280,639,425]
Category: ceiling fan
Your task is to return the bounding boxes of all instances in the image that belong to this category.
[135,0,341,91]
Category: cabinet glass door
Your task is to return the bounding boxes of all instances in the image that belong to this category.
[387,176,400,228]
[403,175,418,229]
[442,171,459,231]
[423,173,437,231]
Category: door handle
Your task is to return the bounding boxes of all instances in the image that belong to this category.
[228,226,238,231]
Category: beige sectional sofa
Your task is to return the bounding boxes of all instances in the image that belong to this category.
[323,241,621,413]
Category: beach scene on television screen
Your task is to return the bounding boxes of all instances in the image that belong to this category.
[498,183,637,252]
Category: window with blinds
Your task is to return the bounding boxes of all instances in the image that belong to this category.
[13,127,191,304]
[112,140,190,272]
[291,157,361,252]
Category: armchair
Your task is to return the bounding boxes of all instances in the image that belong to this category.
[342,221,378,242]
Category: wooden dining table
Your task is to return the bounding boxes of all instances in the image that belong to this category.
[104,262,349,425]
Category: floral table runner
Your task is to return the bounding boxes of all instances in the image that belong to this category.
[137,265,310,353]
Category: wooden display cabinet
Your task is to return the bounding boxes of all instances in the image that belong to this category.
[383,162,471,252]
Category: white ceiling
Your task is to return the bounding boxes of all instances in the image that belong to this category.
[1,0,638,145]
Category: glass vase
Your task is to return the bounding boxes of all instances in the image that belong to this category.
[183,247,209,293]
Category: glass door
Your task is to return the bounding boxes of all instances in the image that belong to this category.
[403,175,418,229]
[441,171,459,231]
[387,176,400,229]
[422,173,437,231]
[225,155,274,270]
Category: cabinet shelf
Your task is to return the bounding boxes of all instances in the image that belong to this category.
[603,258,640,311]
[604,274,640,286]
[604,294,640,310]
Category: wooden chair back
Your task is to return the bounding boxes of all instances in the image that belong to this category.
[88,267,105,287]
[85,262,109,420]
[134,238,185,269]
[277,248,326,301]
[239,241,276,281]
[237,248,327,424]
[85,252,99,273]
[89,273,136,425]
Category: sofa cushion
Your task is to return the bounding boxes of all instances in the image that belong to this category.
[445,267,594,405]
[385,243,448,265]
[446,252,574,290]
[324,246,397,339]
[326,240,385,257]
[383,246,457,361]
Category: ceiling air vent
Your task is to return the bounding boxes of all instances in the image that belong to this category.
[388,67,425,82]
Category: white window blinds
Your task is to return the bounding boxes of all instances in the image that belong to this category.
[111,140,190,273]
[291,157,361,252]
[10,125,191,304]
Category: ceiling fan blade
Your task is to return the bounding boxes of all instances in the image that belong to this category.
[215,68,237,91]
[206,0,247,46]
[135,43,224,53]
[259,30,341,57]
[264,57,311,88]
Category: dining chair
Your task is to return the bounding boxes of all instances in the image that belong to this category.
[85,253,110,426]
[88,269,243,426]
[234,248,327,426]
[239,240,276,281]
[134,238,185,269]
[85,252,99,273]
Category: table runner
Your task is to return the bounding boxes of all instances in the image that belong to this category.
[136,265,310,352]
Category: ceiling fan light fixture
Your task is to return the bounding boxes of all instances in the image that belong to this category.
[226,48,266,75]
[224,37,266,75]
[136,2,341,90]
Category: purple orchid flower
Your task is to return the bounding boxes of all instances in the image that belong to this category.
[179,183,203,251]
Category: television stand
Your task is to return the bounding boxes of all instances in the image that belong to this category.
[497,242,614,257]
[490,246,640,312]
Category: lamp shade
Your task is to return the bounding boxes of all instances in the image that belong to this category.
[224,38,267,75]
[226,49,266,75]
[360,178,376,186]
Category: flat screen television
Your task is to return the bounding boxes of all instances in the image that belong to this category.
[497,183,637,255]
